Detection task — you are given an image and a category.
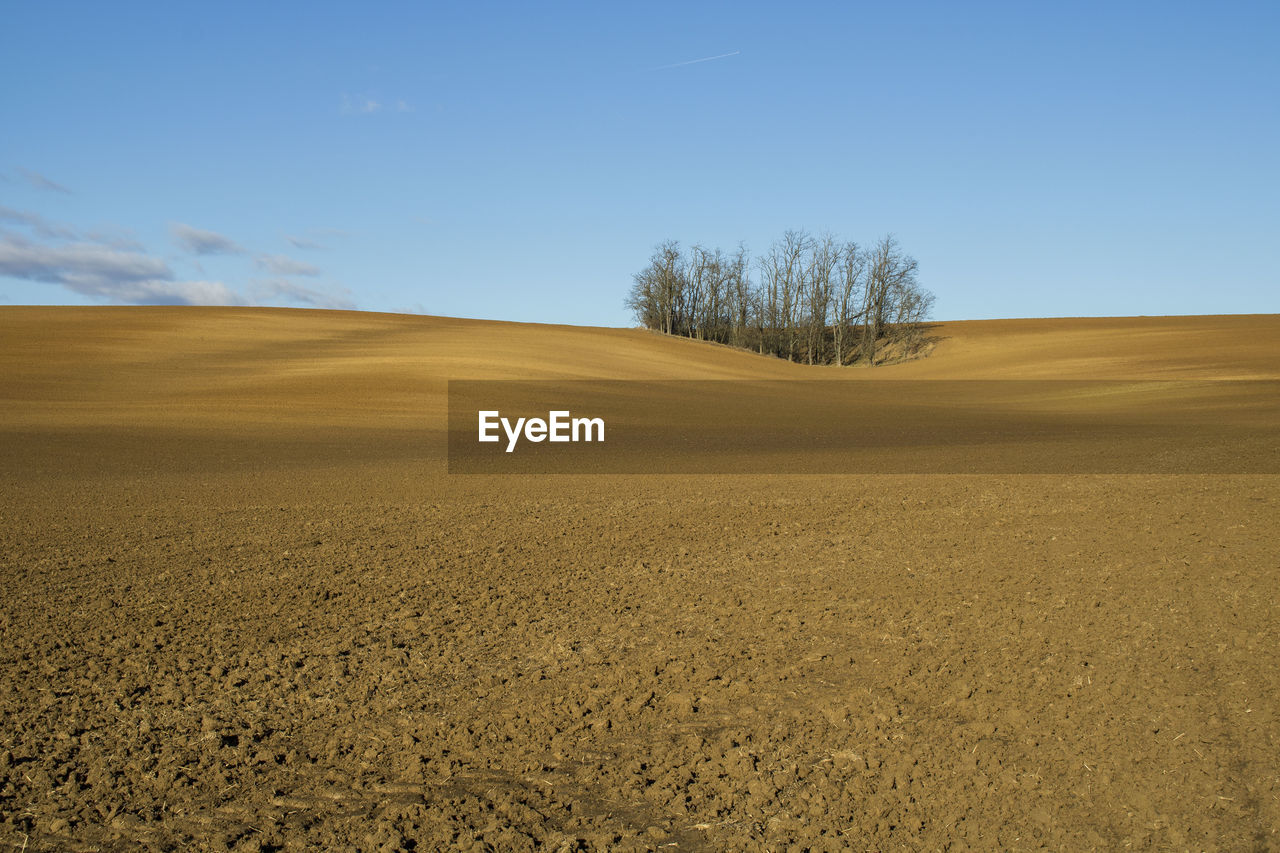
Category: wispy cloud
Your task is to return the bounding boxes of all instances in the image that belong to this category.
[17,168,72,194]
[341,93,412,115]
[0,230,240,305]
[0,205,141,249]
[652,50,740,71]
[84,227,144,251]
[170,222,246,255]
[285,235,324,250]
[286,227,346,250]
[0,205,78,240]
[3,203,353,308]
[98,279,241,305]
[0,232,168,283]
[256,254,321,277]
[253,278,355,310]
[342,93,382,114]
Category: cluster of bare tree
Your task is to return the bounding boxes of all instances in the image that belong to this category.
[627,231,935,366]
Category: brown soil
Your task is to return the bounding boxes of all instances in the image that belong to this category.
[2,307,1277,851]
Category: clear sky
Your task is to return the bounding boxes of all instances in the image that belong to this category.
[2,1,1276,325]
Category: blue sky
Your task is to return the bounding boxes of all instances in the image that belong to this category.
[1,1,1276,324]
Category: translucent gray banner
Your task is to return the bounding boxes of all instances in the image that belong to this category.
[447,380,1279,474]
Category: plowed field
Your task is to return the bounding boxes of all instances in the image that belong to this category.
[2,308,1277,851]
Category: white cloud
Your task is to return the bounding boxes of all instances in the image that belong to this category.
[285,235,324,250]
[256,254,321,276]
[0,232,170,284]
[171,222,246,255]
[252,278,355,310]
[88,278,242,305]
[0,230,241,305]
[18,168,72,194]
[2,206,352,309]
[341,93,412,115]
[0,206,142,249]
[342,93,382,114]
[0,205,79,240]
[84,227,144,251]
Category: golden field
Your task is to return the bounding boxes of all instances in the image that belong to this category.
[1,307,1277,851]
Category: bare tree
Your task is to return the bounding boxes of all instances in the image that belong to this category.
[833,240,865,366]
[701,247,730,343]
[861,235,928,365]
[629,231,932,366]
[802,234,838,364]
[885,259,935,357]
[626,241,685,335]
[626,260,660,331]
[779,230,811,361]
[680,245,702,338]
[728,243,752,348]
[860,235,901,364]
[757,243,783,356]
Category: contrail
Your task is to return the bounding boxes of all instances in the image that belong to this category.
[652,50,741,71]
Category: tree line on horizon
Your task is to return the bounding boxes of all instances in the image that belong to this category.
[626,231,934,366]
